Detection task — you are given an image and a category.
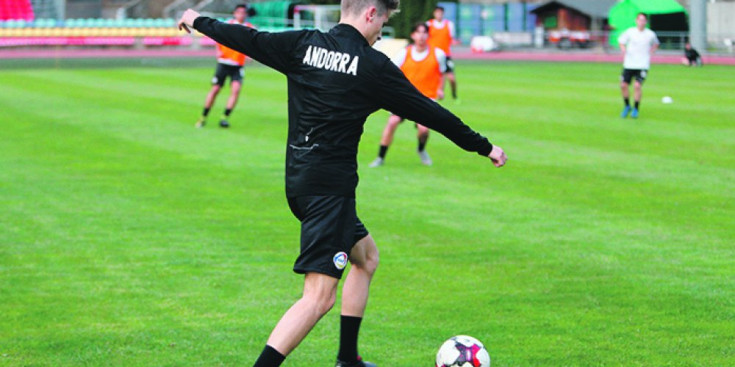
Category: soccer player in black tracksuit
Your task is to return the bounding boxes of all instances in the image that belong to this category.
[178,1,507,366]
[683,43,702,67]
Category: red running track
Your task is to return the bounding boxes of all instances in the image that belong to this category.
[1,48,734,65]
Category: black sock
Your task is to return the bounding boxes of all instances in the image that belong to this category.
[452,84,457,99]
[634,101,640,109]
[202,107,210,117]
[253,345,285,367]
[418,140,427,152]
[338,315,363,363]
[378,145,388,159]
[624,98,630,107]
[224,108,232,117]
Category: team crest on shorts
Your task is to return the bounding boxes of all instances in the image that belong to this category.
[333,252,348,270]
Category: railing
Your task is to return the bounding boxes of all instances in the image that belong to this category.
[29,0,62,20]
[203,13,294,30]
[526,30,733,53]
[197,0,246,14]
[116,0,147,20]
[293,4,340,32]
[163,0,205,20]
[0,19,731,54]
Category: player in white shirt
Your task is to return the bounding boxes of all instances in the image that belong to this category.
[618,13,660,119]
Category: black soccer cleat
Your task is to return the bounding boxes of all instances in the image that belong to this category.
[219,119,230,128]
[335,357,376,367]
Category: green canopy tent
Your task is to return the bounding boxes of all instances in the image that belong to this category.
[608,0,688,47]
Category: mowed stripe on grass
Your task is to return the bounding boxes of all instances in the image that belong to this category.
[0,61,733,366]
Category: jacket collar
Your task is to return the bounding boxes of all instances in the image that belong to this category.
[329,23,369,46]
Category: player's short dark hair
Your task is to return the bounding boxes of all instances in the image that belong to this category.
[637,12,647,19]
[234,4,247,11]
[435,6,444,12]
[412,22,428,33]
[341,0,400,17]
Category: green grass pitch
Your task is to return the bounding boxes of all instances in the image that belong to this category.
[1,59,733,366]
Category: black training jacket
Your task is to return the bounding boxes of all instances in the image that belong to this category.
[193,17,494,198]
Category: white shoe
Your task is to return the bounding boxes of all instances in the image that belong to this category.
[369,157,384,167]
[418,150,432,166]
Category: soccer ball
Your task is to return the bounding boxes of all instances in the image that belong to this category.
[436,335,491,367]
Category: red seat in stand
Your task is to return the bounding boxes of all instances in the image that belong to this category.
[0,0,35,21]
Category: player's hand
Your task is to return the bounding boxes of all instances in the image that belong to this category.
[488,145,507,168]
[437,89,445,101]
[178,9,201,34]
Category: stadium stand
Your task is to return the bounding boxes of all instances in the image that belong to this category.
[0,15,193,47]
[0,0,35,21]
[0,0,288,49]
[0,18,181,36]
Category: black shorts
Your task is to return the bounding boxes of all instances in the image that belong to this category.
[445,55,455,73]
[686,56,702,66]
[621,68,647,84]
[212,63,244,87]
[287,195,369,279]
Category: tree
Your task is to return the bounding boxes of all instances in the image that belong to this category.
[388,0,439,39]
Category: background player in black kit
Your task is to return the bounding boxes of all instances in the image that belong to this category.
[178,1,507,366]
[682,42,702,67]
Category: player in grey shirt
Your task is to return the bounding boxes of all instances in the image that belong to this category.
[618,13,659,119]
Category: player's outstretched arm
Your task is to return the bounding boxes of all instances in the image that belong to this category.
[375,59,506,168]
[178,9,300,73]
[488,145,507,167]
[177,9,199,33]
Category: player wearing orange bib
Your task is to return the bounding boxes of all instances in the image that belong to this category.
[427,6,459,101]
[370,23,446,167]
[196,4,254,128]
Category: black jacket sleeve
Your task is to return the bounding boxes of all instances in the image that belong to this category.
[193,16,302,73]
[375,59,494,157]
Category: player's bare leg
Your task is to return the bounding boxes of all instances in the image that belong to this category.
[220,80,242,128]
[370,115,403,167]
[342,235,379,317]
[446,72,458,100]
[632,80,642,118]
[416,124,432,165]
[197,84,221,127]
[226,81,241,111]
[257,272,338,365]
[205,84,221,109]
[620,81,630,100]
[379,115,403,147]
[338,235,379,365]
[620,81,631,118]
